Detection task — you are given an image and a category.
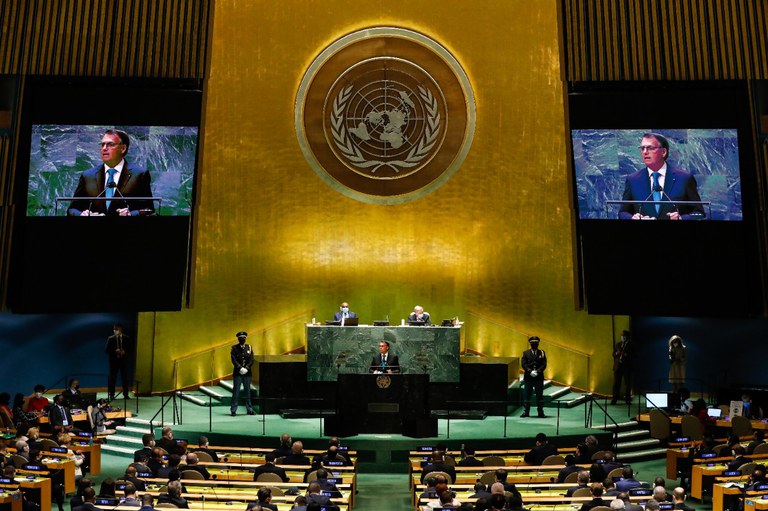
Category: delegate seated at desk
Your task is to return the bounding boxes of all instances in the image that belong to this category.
[408,305,431,325]
[370,341,400,374]
[333,302,357,322]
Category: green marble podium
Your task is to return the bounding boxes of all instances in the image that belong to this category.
[306,324,460,382]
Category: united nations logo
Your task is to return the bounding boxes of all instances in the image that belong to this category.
[296,27,475,204]
[376,375,392,388]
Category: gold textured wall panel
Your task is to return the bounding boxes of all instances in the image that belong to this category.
[138,0,624,394]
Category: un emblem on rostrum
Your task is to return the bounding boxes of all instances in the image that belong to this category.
[296,27,475,204]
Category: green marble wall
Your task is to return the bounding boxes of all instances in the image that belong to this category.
[307,325,460,382]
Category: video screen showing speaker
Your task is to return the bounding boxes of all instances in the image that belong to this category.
[27,124,198,217]
[568,81,761,317]
[572,128,742,221]
[9,78,203,313]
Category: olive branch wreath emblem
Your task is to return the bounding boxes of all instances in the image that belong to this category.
[330,84,440,174]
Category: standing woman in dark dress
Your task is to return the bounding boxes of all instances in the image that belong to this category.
[668,335,686,392]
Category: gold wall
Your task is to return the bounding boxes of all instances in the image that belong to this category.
[137,0,624,393]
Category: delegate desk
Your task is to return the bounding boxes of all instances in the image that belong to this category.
[14,476,51,511]
[412,483,575,508]
[686,453,768,500]
[0,490,22,511]
[410,465,567,489]
[38,409,132,425]
[306,324,461,382]
[637,414,768,431]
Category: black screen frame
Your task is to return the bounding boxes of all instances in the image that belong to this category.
[9,77,204,313]
[567,80,762,317]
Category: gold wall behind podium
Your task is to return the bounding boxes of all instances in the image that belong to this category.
[137,0,624,393]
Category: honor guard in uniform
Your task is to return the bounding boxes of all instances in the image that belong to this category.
[521,336,547,418]
[230,331,255,416]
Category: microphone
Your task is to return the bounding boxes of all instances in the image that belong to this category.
[87,181,116,214]
[653,184,680,217]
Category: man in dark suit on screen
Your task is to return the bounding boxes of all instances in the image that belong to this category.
[369,340,400,374]
[618,133,705,220]
[68,129,154,216]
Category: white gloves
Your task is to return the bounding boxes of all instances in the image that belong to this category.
[239,367,248,375]
[530,370,538,378]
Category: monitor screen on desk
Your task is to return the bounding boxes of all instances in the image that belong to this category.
[645,392,668,409]
[707,407,723,418]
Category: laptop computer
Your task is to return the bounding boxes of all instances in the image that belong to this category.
[707,407,723,418]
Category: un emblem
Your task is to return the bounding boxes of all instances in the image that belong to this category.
[296,27,476,204]
[376,375,392,388]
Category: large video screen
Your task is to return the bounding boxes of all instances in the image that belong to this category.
[568,81,761,317]
[27,124,198,217]
[572,128,742,221]
[8,78,203,313]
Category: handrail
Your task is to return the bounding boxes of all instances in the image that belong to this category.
[585,394,621,452]
[173,309,314,363]
[464,310,592,390]
[171,309,313,390]
[464,310,591,357]
[149,391,182,431]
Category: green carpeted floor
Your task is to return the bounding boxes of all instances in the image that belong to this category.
[78,395,712,510]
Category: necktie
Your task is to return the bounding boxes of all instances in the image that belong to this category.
[382,354,387,369]
[652,172,661,214]
[106,168,117,209]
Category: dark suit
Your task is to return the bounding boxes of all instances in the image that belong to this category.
[157,495,188,509]
[105,333,132,399]
[133,447,152,463]
[557,464,580,483]
[252,462,289,482]
[192,447,220,462]
[369,353,400,373]
[281,453,310,466]
[48,404,75,431]
[524,442,558,466]
[63,388,84,408]
[333,311,357,321]
[316,478,342,498]
[612,338,633,403]
[457,456,484,467]
[618,168,705,220]
[68,161,153,216]
[408,312,431,325]
[122,474,146,492]
[421,461,456,484]
[306,494,333,507]
[580,497,607,511]
[73,503,103,511]
[521,348,547,416]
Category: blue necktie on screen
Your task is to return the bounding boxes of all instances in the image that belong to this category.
[106,168,117,210]
[652,172,661,214]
